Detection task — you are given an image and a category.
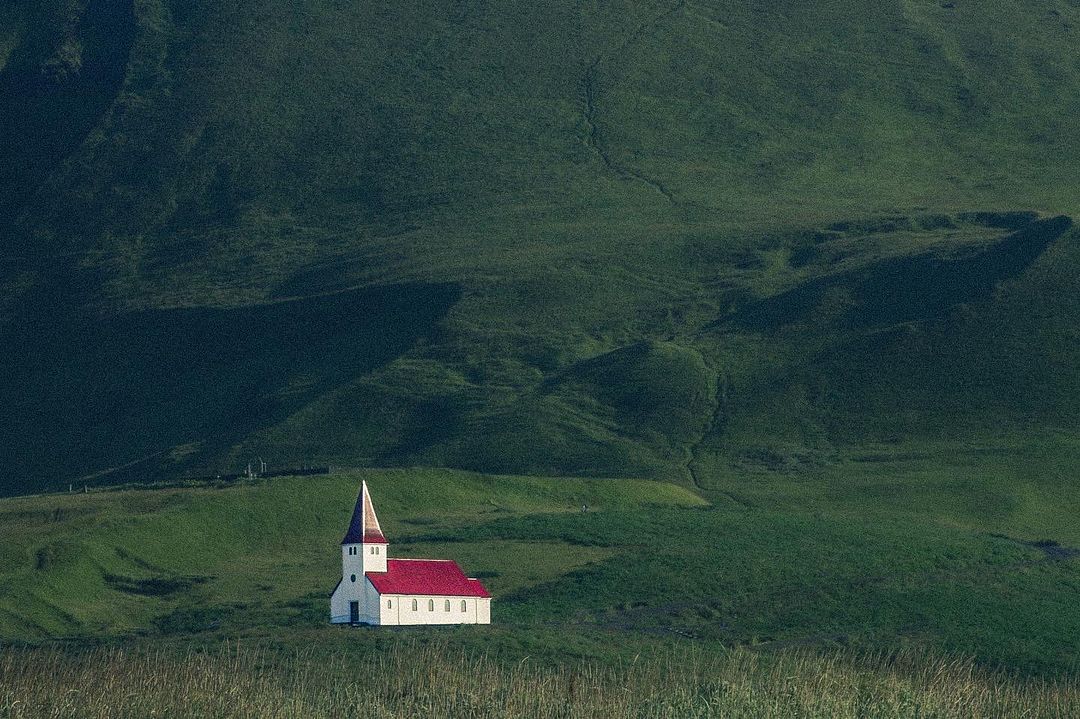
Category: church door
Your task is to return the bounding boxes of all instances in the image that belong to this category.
[349,601,359,623]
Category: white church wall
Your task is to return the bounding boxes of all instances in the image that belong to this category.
[360,578,381,624]
[330,563,367,623]
[380,594,401,625]
[386,595,486,625]
[476,597,491,625]
[330,580,354,624]
[363,543,388,573]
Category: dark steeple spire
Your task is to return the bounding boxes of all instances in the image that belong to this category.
[341,480,387,545]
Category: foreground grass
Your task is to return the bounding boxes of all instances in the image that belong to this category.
[1,642,1076,718]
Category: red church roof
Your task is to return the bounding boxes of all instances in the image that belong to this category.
[341,481,387,545]
[367,559,491,598]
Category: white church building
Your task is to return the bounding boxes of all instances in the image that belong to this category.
[330,481,491,625]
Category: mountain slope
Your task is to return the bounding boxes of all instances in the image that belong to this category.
[3,0,1080,491]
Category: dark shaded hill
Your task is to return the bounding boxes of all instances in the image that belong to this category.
[0,282,459,495]
[3,1,1080,492]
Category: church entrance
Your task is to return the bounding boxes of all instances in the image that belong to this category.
[349,601,359,623]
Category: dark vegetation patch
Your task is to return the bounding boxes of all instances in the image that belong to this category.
[987,534,1080,562]
[34,546,61,571]
[1024,537,1080,561]
[153,604,236,634]
[734,445,830,472]
[104,572,209,597]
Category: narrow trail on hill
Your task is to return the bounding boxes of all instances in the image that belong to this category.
[683,356,717,493]
[580,0,685,205]
[682,353,756,509]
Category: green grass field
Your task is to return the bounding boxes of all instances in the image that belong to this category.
[1,466,1077,678]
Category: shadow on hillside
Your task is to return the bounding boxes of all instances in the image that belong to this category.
[0,282,460,495]
[726,214,1073,331]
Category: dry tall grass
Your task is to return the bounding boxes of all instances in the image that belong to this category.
[0,641,1076,718]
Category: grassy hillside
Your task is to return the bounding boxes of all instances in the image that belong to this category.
[0,470,704,640]
[2,1,1080,490]
[2,468,1078,676]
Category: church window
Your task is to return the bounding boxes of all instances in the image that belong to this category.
[350,574,356,582]
[387,599,392,609]
[375,547,380,555]
[461,600,467,612]
[444,600,450,612]
[412,598,417,611]
[428,599,434,611]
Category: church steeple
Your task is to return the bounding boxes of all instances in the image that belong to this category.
[341,480,388,576]
[342,480,387,545]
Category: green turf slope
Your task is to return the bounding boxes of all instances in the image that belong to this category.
[2,468,1078,675]
[0,470,704,638]
[2,1,1080,491]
